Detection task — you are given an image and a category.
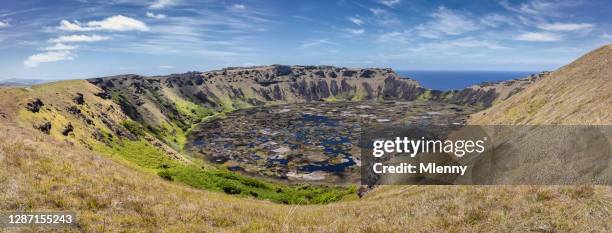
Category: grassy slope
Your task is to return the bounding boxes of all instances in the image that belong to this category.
[470,44,612,125]
[1,126,609,232]
[1,81,354,206]
[2,44,612,232]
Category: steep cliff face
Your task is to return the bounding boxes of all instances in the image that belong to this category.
[86,65,540,148]
[89,65,424,104]
[430,72,549,107]
[87,66,427,140]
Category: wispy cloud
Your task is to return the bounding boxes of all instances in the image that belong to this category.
[378,31,410,43]
[417,6,479,38]
[159,65,173,69]
[379,0,401,7]
[299,39,335,49]
[43,43,78,51]
[412,37,508,51]
[146,12,167,19]
[230,4,246,11]
[0,20,8,28]
[48,34,110,43]
[514,32,561,41]
[382,37,510,61]
[58,15,149,32]
[344,28,365,35]
[149,0,176,9]
[369,8,388,17]
[369,8,400,27]
[500,0,580,17]
[24,51,74,68]
[537,23,593,31]
[347,16,364,26]
[602,33,612,39]
[480,13,516,27]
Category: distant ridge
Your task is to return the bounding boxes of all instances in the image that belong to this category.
[0,78,49,87]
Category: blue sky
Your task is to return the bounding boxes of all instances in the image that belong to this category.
[0,0,610,80]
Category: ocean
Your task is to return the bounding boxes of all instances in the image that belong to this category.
[397,70,537,91]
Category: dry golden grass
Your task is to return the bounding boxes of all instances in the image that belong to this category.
[470,44,612,125]
[1,123,610,232]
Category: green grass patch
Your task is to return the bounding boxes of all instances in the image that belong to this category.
[96,138,356,204]
[165,165,356,204]
[121,120,146,137]
[351,89,366,101]
[322,96,339,102]
[417,90,432,101]
[97,139,179,172]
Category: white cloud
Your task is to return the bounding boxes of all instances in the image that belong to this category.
[43,43,78,51]
[379,0,401,7]
[230,4,246,11]
[408,38,508,52]
[59,20,85,31]
[348,17,364,26]
[24,51,74,68]
[369,8,400,27]
[537,23,593,31]
[49,34,110,43]
[149,0,176,9]
[377,31,410,43]
[417,7,479,38]
[146,12,167,19]
[514,32,561,42]
[443,38,509,49]
[0,20,9,28]
[500,0,580,17]
[299,39,335,49]
[85,15,149,31]
[58,15,149,32]
[344,28,365,35]
[159,65,173,69]
[369,8,387,17]
[480,13,515,27]
[602,33,612,39]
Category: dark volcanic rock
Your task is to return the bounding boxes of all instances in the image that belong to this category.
[36,122,52,134]
[26,99,44,113]
[342,70,357,77]
[273,65,292,76]
[67,106,81,115]
[73,93,85,105]
[94,91,111,99]
[382,77,424,100]
[62,123,74,136]
[359,69,376,78]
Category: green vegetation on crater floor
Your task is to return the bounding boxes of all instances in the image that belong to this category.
[95,135,356,204]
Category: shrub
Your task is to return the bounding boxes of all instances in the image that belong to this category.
[121,120,146,136]
[157,170,174,181]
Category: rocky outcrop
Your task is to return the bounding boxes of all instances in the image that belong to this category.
[26,99,44,113]
[62,123,74,136]
[87,65,425,131]
[432,72,549,107]
[36,122,52,134]
[73,93,85,105]
[87,65,539,132]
